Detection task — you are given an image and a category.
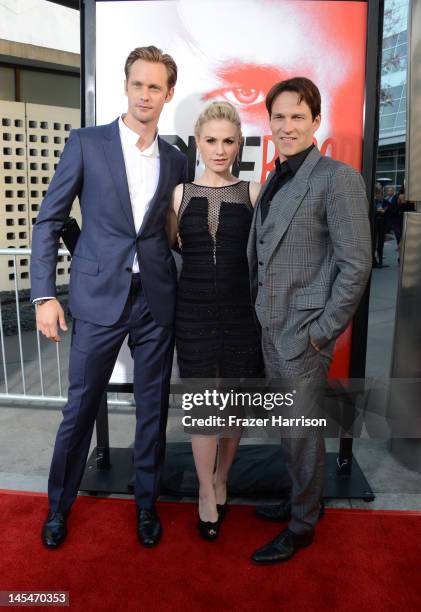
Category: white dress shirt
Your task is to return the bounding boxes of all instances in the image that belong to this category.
[118,115,160,273]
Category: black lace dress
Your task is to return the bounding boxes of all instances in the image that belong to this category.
[176,181,263,378]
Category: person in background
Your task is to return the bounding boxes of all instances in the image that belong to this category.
[373,184,387,268]
[384,185,402,250]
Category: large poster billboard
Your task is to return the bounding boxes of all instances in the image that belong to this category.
[90,0,374,381]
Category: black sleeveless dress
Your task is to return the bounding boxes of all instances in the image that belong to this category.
[175,181,263,378]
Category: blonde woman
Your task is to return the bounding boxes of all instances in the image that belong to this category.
[168,102,263,540]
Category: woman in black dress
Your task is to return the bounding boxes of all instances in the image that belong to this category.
[167,102,263,539]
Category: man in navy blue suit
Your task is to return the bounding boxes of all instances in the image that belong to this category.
[30,46,187,548]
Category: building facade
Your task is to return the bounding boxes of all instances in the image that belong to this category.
[0,0,80,291]
[376,0,409,190]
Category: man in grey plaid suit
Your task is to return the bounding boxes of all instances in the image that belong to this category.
[248,77,372,564]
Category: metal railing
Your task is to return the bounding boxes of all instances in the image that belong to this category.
[0,248,134,408]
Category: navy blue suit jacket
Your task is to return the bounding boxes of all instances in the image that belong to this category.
[30,118,188,326]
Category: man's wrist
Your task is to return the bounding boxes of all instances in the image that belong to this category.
[35,298,55,306]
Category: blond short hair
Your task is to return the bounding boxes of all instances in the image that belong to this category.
[194,101,242,140]
[124,45,177,89]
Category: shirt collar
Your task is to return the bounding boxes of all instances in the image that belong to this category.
[119,115,159,157]
[275,144,315,177]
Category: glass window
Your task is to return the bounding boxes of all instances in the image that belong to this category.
[383,34,398,49]
[382,48,394,62]
[395,112,406,127]
[396,42,407,57]
[376,145,405,194]
[390,85,403,100]
[396,171,405,188]
[377,151,397,171]
[397,97,406,113]
[380,115,396,130]
[383,99,401,114]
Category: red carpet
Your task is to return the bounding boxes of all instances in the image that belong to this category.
[1,490,420,612]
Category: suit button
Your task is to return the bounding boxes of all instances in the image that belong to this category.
[259,240,264,244]
[126,266,132,273]
[265,326,269,331]
[259,261,263,266]
[258,281,263,286]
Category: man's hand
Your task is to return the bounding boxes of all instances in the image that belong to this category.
[36,299,68,342]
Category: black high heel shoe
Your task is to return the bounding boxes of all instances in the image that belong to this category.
[198,517,220,541]
[217,502,228,522]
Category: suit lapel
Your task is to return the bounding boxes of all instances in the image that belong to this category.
[138,136,170,236]
[266,147,322,260]
[102,119,136,234]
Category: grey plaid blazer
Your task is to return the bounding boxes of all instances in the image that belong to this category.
[247,146,372,361]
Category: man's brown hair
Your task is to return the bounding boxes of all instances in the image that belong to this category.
[124,45,178,89]
[266,77,321,119]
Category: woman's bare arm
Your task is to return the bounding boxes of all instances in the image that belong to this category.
[166,183,184,247]
[249,181,262,207]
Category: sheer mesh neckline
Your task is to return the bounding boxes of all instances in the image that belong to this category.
[179,181,252,250]
[190,181,244,189]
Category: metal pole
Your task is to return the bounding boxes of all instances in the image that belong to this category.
[13,255,26,394]
[0,300,9,393]
[35,321,45,396]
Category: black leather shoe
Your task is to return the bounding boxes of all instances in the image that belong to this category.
[251,527,314,564]
[137,507,162,547]
[255,500,325,522]
[41,511,68,549]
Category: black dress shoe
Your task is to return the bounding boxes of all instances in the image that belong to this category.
[137,507,162,547]
[251,527,314,564]
[41,511,68,549]
[255,500,325,522]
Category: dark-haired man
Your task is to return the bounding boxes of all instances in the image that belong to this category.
[247,77,371,563]
[31,46,187,548]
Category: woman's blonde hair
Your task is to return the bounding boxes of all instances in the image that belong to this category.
[194,101,242,140]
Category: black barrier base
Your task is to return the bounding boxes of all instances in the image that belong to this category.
[80,444,375,501]
[81,447,133,495]
[323,452,374,501]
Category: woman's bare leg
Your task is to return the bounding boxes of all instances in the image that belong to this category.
[192,435,219,522]
[214,434,241,505]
